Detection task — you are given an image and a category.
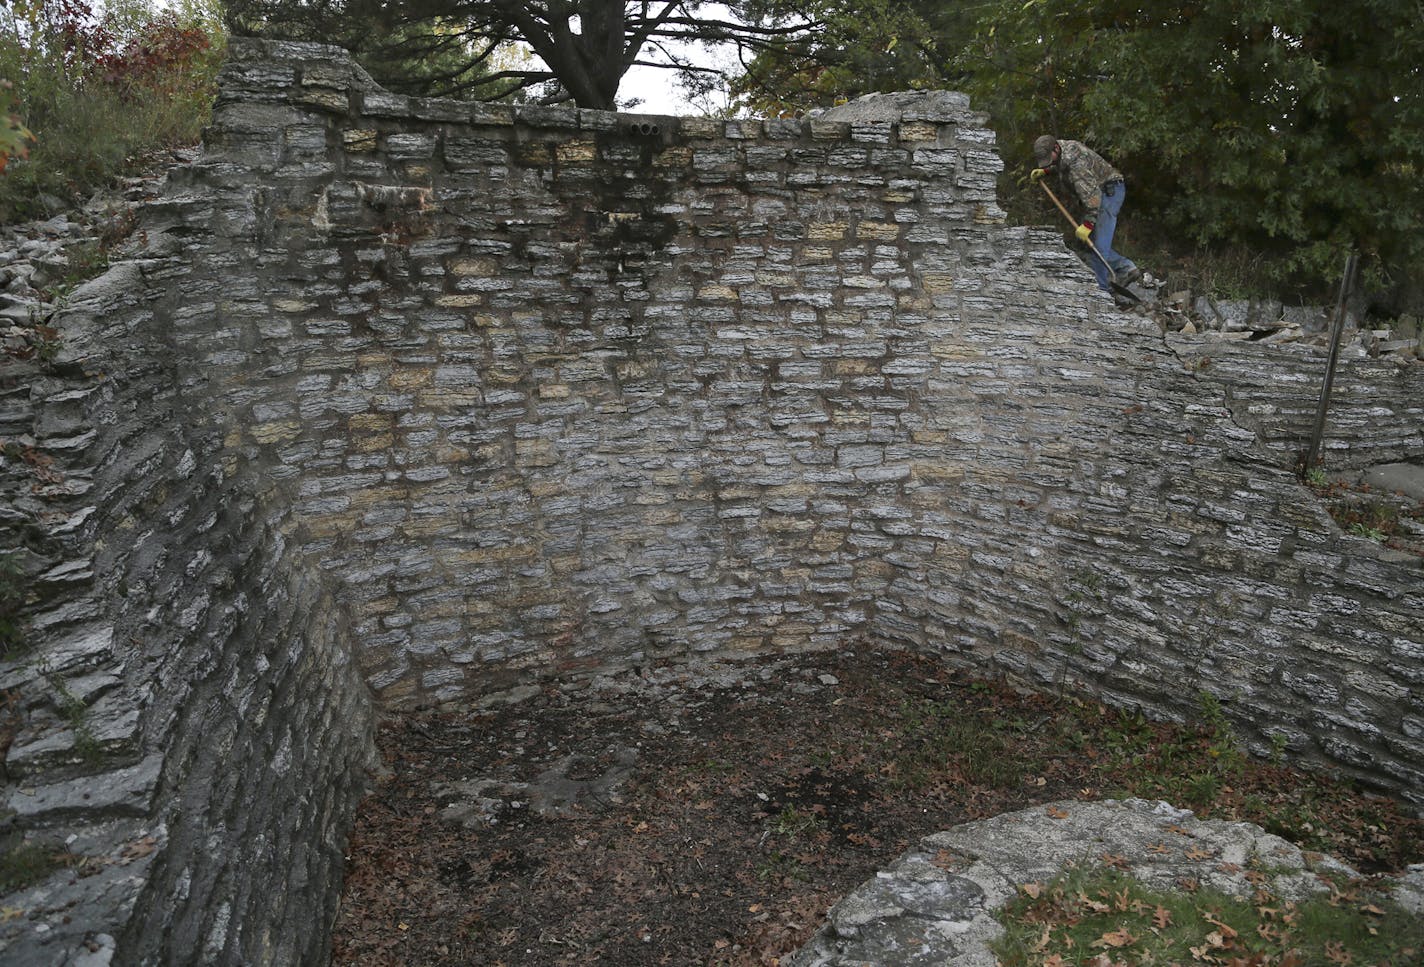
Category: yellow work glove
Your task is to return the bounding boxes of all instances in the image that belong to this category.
[1030,168,1047,183]
[1075,220,1093,243]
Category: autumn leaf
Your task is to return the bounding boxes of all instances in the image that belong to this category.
[1100,852,1130,870]
[1078,892,1111,914]
[1185,846,1214,860]
[1148,842,1171,855]
[1046,805,1070,819]
[1020,882,1044,899]
[121,836,160,862]
[1153,905,1172,929]
[1324,939,1352,964]
[1204,915,1238,940]
[1090,927,1135,949]
[931,849,960,870]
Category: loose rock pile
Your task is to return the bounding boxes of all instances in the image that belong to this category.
[1127,274,1422,360]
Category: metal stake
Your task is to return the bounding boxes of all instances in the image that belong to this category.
[1301,252,1359,476]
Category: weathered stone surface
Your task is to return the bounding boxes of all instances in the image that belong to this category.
[1,34,1420,967]
[788,799,1394,966]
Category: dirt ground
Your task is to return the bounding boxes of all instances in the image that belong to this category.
[330,645,1423,966]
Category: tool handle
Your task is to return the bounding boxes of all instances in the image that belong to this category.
[1037,181,1118,284]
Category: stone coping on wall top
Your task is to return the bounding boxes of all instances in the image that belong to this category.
[222,36,988,142]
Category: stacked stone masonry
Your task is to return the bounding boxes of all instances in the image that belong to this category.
[1,37,1420,965]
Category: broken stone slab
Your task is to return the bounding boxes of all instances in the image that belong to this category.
[30,623,113,673]
[6,753,163,824]
[1259,326,1303,344]
[1360,462,1424,502]
[787,798,1383,967]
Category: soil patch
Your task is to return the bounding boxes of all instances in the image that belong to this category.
[331,645,1422,966]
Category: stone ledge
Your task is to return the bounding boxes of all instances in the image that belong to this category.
[787,798,1422,966]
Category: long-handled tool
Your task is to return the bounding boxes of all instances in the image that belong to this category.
[1037,180,1119,286]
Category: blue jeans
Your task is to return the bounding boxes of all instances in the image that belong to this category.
[1088,181,1136,290]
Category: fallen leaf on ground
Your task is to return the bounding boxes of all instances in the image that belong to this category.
[1078,892,1111,914]
[1204,915,1237,939]
[1090,927,1134,949]
[1324,939,1352,964]
[121,836,160,862]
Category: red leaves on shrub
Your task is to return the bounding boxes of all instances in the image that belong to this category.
[16,0,214,99]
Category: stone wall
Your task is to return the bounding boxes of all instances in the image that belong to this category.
[2,127,374,965]
[1,35,1420,965]
[183,40,1025,707]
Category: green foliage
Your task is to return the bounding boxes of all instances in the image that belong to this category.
[228,0,522,103]
[768,804,823,838]
[231,1,825,110]
[889,695,1029,791]
[0,838,66,894]
[727,0,960,114]
[994,862,1424,966]
[48,673,102,761]
[954,0,1424,302]
[0,551,26,654]
[732,0,1424,305]
[1308,472,1424,551]
[0,0,225,222]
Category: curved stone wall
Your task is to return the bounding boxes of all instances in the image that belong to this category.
[1,36,1420,965]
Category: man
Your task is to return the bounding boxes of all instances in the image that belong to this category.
[1031,134,1142,293]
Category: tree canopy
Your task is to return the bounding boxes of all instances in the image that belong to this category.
[726,0,974,115]
[959,0,1424,298]
[227,0,820,110]
[736,0,1423,303]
